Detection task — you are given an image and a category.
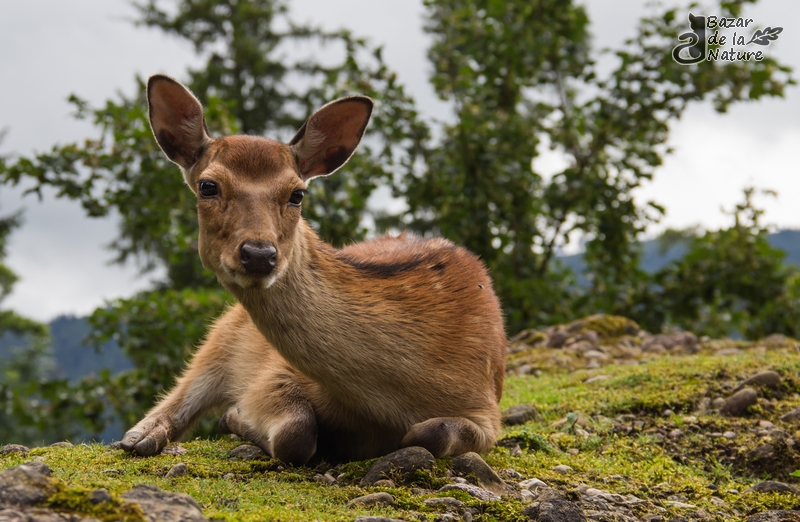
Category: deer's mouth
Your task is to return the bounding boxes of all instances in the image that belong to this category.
[219,262,282,290]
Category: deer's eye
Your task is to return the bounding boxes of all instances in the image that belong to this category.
[199,180,218,197]
[288,190,306,206]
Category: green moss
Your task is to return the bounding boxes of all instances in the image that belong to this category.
[44,486,145,522]
[3,322,800,521]
[564,314,640,338]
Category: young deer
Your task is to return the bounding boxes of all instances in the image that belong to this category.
[118,74,506,464]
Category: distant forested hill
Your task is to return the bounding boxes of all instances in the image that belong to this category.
[560,229,800,282]
[0,315,131,381]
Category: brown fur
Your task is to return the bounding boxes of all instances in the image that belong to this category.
[119,75,506,464]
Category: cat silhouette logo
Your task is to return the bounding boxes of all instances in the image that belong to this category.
[673,13,706,64]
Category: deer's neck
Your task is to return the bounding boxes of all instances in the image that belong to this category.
[231,222,372,391]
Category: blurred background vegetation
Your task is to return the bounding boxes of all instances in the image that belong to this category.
[0,0,796,445]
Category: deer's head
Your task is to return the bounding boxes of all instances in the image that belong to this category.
[147,75,372,290]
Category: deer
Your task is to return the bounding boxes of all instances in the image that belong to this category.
[117,74,507,465]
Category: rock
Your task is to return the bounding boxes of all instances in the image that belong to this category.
[695,397,711,414]
[347,492,394,508]
[0,445,30,456]
[165,463,188,478]
[745,511,800,522]
[312,473,336,485]
[228,444,267,460]
[360,447,435,486]
[121,484,207,522]
[161,445,187,456]
[781,407,800,423]
[424,497,466,510]
[719,388,758,416]
[451,452,510,497]
[748,444,776,462]
[737,371,782,390]
[744,481,800,494]
[711,397,726,409]
[48,441,73,448]
[89,489,112,504]
[354,517,407,522]
[502,405,543,425]
[547,330,569,348]
[438,483,501,501]
[522,487,586,521]
[519,478,547,490]
[501,469,523,480]
[371,479,395,488]
[0,462,56,508]
[552,465,573,474]
[642,332,698,353]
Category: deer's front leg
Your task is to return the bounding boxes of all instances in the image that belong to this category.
[118,337,232,456]
[219,368,317,465]
[400,416,498,457]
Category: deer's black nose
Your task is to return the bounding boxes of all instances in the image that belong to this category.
[240,241,278,275]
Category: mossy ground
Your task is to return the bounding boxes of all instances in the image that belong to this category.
[2,336,800,521]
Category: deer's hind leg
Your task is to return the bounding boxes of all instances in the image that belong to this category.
[400,416,498,457]
[220,367,317,465]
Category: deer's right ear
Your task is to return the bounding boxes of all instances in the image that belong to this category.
[147,75,211,172]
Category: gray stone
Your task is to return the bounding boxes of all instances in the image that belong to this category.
[165,463,188,479]
[0,445,30,456]
[547,329,569,348]
[347,492,394,508]
[737,371,782,390]
[228,444,266,460]
[502,405,543,426]
[519,478,547,490]
[48,442,73,449]
[438,483,500,501]
[371,479,395,488]
[745,511,800,522]
[0,463,56,508]
[161,445,187,456]
[360,447,435,486]
[451,452,510,497]
[424,497,466,510]
[522,488,586,521]
[552,465,573,474]
[719,388,758,417]
[121,484,206,522]
[354,517,407,522]
[744,481,800,494]
[312,474,336,485]
[89,489,112,504]
[748,444,776,462]
[780,407,800,423]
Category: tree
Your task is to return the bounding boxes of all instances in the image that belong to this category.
[1,0,426,431]
[406,0,794,331]
[642,188,800,339]
[0,204,108,445]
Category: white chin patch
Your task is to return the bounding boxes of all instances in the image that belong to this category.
[224,263,285,290]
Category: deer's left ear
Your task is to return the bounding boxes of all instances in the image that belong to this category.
[289,96,373,181]
[147,74,212,173]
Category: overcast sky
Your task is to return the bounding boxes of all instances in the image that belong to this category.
[0,0,797,322]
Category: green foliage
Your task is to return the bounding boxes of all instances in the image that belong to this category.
[86,287,234,428]
[0,208,109,445]
[639,189,800,338]
[407,0,794,331]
